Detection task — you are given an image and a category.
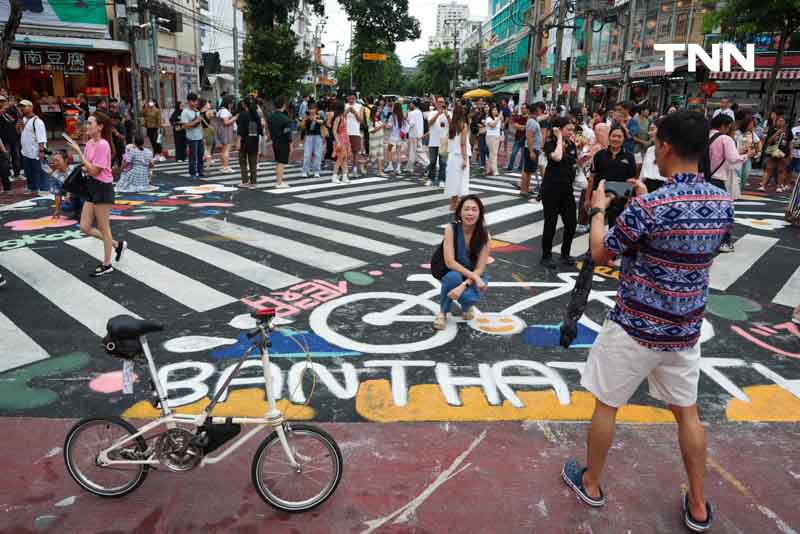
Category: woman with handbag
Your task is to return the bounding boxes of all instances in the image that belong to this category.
[67,112,126,277]
[384,102,406,175]
[433,194,490,331]
[215,96,237,173]
[760,115,791,193]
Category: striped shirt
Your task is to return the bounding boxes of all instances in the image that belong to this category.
[604,172,734,351]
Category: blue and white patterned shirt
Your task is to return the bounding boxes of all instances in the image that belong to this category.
[604,172,734,351]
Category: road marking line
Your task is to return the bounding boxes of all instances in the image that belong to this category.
[361,192,448,213]
[68,238,237,312]
[553,232,590,255]
[296,181,407,199]
[279,203,442,245]
[708,456,751,497]
[710,234,778,290]
[183,217,366,272]
[773,264,800,308]
[470,183,522,194]
[327,185,433,206]
[0,247,139,336]
[266,177,385,194]
[234,210,408,256]
[400,195,517,222]
[130,226,302,289]
[0,310,50,373]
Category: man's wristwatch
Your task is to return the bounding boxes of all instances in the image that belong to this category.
[588,207,605,219]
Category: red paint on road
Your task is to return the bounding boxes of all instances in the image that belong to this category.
[1,418,798,533]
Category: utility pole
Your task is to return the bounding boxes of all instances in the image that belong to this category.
[233,0,240,98]
[125,0,143,132]
[149,10,160,104]
[619,0,636,102]
[550,0,569,109]
[477,21,483,83]
[349,19,354,91]
[527,0,542,104]
[576,10,593,105]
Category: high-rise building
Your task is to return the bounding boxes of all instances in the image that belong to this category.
[428,1,469,51]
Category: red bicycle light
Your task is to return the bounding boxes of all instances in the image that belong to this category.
[256,308,277,317]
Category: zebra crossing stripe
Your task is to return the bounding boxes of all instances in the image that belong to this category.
[0,310,50,373]
[362,192,448,213]
[470,183,522,194]
[296,181,405,199]
[67,238,237,312]
[266,177,385,194]
[326,185,433,206]
[129,226,302,290]
[709,234,778,291]
[553,232,589,255]
[400,195,517,222]
[486,203,543,225]
[183,217,366,272]
[235,210,409,256]
[0,247,139,337]
[180,167,307,180]
[279,203,443,245]
[494,218,562,244]
[772,265,800,307]
[249,176,333,189]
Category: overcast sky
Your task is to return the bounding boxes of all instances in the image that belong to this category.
[321,0,489,68]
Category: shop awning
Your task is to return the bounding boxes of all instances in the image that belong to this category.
[709,69,800,80]
[587,72,622,82]
[493,81,526,94]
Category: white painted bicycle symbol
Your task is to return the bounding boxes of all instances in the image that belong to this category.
[309,272,619,354]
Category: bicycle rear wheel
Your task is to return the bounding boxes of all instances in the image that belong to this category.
[64,416,148,497]
[251,423,342,512]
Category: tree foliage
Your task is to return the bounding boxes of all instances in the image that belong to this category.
[241,23,309,99]
[702,0,800,113]
[461,45,480,81]
[338,0,421,47]
[413,48,455,96]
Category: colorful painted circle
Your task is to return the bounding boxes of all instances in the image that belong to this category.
[344,271,375,286]
[469,314,526,335]
[390,263,403,269]
[420,263,431,269]
[368,270,384,276]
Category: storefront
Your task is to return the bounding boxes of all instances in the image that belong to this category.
[709,70,800,118]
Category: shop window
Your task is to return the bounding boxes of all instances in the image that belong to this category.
[657,2,674,42]
[674,8,689,43]
[642,10,658,56]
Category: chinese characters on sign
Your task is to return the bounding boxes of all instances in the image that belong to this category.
[242,280,348,318]
[22,50,86,73]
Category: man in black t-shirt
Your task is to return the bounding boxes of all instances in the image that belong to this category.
[268,96,292,188]
[540,117,579,270]
[0,95,21,177]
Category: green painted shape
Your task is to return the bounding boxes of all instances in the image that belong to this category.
[34,515,58,530]
[48,0,107,25]
[343,271,374,286]
[706,294,762,321]
[0,353,91,410]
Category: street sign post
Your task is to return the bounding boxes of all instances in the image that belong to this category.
[362,53,387,61]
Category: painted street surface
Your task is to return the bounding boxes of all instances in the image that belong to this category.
[0,160,798,426]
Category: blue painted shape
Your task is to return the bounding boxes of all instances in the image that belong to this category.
[200,208,221,215]
[210,331,361,360]
[522,323,598,349]
[205,194,224,200]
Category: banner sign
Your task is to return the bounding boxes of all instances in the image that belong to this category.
[362,53,387,61]
[22,50,86,74]
[0,0,108,34]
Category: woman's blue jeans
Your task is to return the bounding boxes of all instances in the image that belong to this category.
[440,271,486,313]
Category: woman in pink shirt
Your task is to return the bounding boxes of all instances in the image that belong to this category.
[68,112,126,276]
[708,113,746,200]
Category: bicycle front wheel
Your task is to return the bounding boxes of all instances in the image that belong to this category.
[251,423,343,512]
[64,416,148,498]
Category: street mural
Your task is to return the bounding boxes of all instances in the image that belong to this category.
[1,175,798,424]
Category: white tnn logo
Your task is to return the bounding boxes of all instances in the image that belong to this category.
[654,43,756,72]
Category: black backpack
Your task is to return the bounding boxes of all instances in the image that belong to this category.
[699,132,725,179]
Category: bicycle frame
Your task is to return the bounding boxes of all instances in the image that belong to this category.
[96,322,299,469]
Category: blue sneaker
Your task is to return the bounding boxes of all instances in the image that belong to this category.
[561,459,605,507]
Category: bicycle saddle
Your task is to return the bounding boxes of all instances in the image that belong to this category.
[106,315,164,339]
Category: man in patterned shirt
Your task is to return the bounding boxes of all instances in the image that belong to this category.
[562,111,734,533]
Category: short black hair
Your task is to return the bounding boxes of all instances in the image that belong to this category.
[532,101,546,113]
[551,116,571,129]
[656,110,708,162]
[710,113,734,130]
[187,92,197,101]
[274,96,286,109]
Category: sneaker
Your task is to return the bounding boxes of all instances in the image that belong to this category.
[718,243,734,253]
[90,264,115,277]
[114,240,127,262]
[560,255,577,267]
[301,172,309,178]
[425,180,432,186]
[539,256,557,270]
[439,183,445,189]
[314,172,321,178]
[331,175,341,184]
[342,175,350,184]
[275,182,290,189]
[562,459,605,507]
[758,185,766,191]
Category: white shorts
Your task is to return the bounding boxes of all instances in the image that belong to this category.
[580,320,701,408]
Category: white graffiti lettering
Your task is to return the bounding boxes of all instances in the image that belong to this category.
[213,359,283,403]
[493,360,571,407]
[288,362,359,403]
[363,360,437,407]
[159,361,215,407]
[435,363,499,406]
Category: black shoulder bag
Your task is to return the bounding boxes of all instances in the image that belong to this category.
[62,165,88,197]
[430,222,458,280]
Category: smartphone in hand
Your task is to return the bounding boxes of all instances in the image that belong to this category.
[62,133,78,145]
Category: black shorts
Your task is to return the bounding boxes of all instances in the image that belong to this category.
[274,141,290,164]
[523,148,539,174]
[86,178,115,205]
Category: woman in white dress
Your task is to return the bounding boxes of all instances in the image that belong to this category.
[116,135,157,193]
[445,104,470,212]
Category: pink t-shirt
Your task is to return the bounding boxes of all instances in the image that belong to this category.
[85,138,113,184]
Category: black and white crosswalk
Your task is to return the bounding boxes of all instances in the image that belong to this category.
[1,162,797,374]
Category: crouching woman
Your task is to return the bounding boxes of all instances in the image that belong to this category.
[434,194,490,330]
